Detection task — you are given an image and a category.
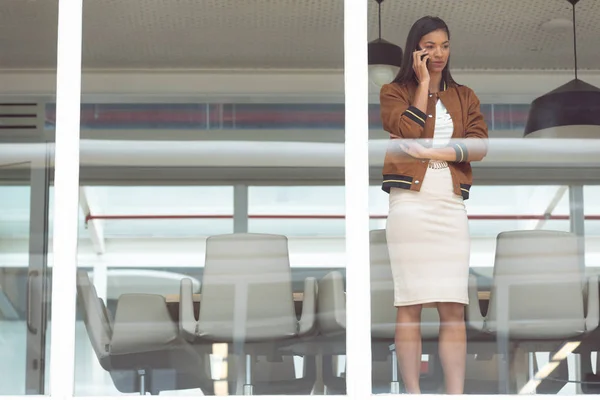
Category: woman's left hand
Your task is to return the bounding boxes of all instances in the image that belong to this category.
[399,140,432,159]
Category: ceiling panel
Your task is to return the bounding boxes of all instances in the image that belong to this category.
[0,0,598,71]
[0,0,59,69]
[373,0,599,71]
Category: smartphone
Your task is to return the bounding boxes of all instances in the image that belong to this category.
[417,46,429,64]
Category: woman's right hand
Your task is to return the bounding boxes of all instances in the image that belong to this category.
[412,49,430,84]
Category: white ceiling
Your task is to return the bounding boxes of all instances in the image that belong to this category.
[0,0,598,70]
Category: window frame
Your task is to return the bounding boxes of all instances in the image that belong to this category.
[46,0,596,399]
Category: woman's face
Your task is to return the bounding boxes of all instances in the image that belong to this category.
[418,29,450,74]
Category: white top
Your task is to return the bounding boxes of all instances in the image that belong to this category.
[431,100,454,148]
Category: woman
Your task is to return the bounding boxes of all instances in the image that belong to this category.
[379,16,488,394]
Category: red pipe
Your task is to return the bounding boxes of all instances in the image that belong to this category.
[85,214,600,224]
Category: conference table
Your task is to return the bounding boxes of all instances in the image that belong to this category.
[164,291,491,321]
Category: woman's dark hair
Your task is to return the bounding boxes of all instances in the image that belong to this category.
[393,16,457,87]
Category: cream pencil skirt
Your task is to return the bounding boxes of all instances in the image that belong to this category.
[386,164,470,307]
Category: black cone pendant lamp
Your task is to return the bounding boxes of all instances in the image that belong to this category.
[524,0,600,138]
[368,0,403,87]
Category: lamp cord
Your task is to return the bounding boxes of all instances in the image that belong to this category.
[378,1,382,40]
[572,2,578,80]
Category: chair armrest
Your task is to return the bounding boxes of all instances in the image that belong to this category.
[317,271,346,335]
[298,277,318,336]
[466,274,485,332]
[585,275,599,332]
[110,293,178,355]
[179,278,198,342]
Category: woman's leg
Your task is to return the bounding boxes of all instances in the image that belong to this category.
[395,304,423,394]
[436,302,467,394]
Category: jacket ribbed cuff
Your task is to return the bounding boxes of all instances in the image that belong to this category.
[402,106,427,128]
[452,142,469,162]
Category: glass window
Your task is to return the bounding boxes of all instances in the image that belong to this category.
[248,186,345,238]
[72,0,346,397]
[44,101,533,132]
[46,0,600,398]
[584,186,600,267]
[367,0,598,396]
[81,186,233,239]
[0,0,57,394]
[467,185,570,267]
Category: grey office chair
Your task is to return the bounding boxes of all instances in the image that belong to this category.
[76,270,214,395]
[179,233,318,395]
[468,230,600,393]
[469,230,599,338]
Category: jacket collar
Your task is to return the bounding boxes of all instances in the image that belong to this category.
[425,79,449,97]
[439,79,448,92]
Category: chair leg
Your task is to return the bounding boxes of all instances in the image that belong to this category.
[390,346,401,394]
[496,336,511,394]
[311,354,325,395]
[136,369,147,395]
[243,354,254,395]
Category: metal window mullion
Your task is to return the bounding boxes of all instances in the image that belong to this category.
[569,185,586,272]
[25,154,51,394]
[569,185,585,394]
[343,0,372,398]
[233,184,249,233]
[48,0,83,398]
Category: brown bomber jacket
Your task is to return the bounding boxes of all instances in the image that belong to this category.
[379,80,489,200]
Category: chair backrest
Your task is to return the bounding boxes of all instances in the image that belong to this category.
[76,270,112,365]
[197,233,297,341]
[316,271,346,334]
[369,229,440,339]
[486,230,585,338]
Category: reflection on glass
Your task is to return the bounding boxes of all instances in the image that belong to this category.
[73,0,345,396]
[0,0,57,394]
[45,101,534,132]
[370,170,595,394]
[75,184,236,396]
[367,0,599,394]
[0,185,32,394]
[584,186,600,267]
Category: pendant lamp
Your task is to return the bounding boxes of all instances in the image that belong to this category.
[524,0,600,138]
[368,0,403,87]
